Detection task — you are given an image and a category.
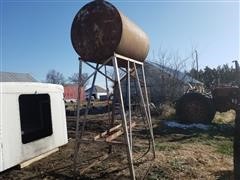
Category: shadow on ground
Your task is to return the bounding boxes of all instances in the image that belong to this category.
[151,119,234,142]
[215,170,234,180]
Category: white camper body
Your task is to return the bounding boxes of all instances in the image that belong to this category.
[0,82,68,172]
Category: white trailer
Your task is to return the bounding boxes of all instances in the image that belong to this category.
[0,82,68,172]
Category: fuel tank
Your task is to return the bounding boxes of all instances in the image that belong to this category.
[71,0,149,65]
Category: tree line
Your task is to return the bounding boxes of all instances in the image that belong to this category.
[45,69,89,87]
[188,63,239,89]
[45,61,239,92]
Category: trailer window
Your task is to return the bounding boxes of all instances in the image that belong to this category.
[19,94,53,144]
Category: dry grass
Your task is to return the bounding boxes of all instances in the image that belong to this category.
[213,110,236,124]
[151,102,176,119]
[150,143,233,179]
[0,112,234,179]
[147,118,234,179]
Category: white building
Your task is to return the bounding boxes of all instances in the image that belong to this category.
[0,82,68,172]
[85,85,107,100]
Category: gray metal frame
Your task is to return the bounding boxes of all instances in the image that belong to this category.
[73,53,155,180]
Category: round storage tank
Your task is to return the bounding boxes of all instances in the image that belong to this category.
[71,0,149,65]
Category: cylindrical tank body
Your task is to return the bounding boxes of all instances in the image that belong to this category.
[71,0,149,64]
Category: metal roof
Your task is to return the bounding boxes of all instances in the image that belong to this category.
[0,72,37,82]
[86,85,107,93]
[146,61,203,85]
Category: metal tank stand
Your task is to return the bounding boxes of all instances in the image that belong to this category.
[73,53,155,180]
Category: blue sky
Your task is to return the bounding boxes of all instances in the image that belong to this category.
[1,0,239,87]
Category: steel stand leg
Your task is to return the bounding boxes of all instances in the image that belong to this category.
[127,61,133,149]
[112,57,135,180]
[141,64,156,158]
[73,62,98,176]
[105,65,111,125]
[133,63,155,158]
[74,59,83,175]
[105,65,113,154]
[81,64,99,137]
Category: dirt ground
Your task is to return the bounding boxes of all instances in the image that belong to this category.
[0,112,234,180]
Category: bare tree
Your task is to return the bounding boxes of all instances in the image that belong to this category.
[68,73,89,87]
[147,48,195,102]
[115,48,196,104]
[46,69,65,85]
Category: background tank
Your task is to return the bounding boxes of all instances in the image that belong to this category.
[71,0,149,64]
[176,92,216,124]
[176,61,240,124]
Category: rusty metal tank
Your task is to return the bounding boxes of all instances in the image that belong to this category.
[71,0,149,65]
